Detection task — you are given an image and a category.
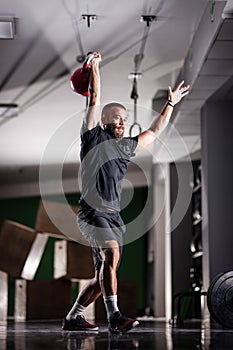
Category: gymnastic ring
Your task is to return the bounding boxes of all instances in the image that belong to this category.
[129,122,142,137]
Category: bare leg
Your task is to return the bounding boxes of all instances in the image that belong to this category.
[77,271,102,307]
[69,239,119,320]
[99,240,120,296]
[64,271,101,327]
[73,239,119,307]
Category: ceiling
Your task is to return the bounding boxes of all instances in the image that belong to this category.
[0,0,233,196]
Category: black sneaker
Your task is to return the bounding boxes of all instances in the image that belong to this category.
[62,315,99,331]
[108,311,139,334]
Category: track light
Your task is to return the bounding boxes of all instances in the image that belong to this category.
[0,17,15,39]
[140,15,156,27]
[81,14,97,28]
[0,103,18,118]
[128,72,142,80]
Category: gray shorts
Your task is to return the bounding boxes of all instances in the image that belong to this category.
[77,207,125,271]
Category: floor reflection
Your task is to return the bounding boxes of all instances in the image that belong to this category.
[1,320,233,350]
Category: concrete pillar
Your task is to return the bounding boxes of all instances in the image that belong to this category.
[201,101,233,291]
[151,163,172,320]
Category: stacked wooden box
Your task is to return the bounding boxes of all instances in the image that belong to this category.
[0,200,137,322]
[0,200,95,321]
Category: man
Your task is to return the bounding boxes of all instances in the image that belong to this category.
[62,52,189,333]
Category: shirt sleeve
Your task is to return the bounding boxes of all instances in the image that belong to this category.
[80,122,101,144]
[128,136,138,157]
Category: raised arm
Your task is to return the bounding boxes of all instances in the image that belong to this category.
[135,81,190,151]
[85,52,102,130]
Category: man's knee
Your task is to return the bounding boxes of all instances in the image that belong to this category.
[101,241,119,267]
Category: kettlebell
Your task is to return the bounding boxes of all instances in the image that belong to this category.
[70,53,96,96]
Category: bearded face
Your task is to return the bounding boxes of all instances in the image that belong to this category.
[104,122,125,139]
[101,106,127,139]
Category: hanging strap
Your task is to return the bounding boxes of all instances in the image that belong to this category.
[129,78,142,137]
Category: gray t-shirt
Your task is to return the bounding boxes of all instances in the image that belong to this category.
[79,123,138,211]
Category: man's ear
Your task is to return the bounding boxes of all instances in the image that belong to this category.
[101,113,107,124]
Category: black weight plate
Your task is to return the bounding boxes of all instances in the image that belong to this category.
[207,272,225,314]
[207,271,233,328]
[209,271,233,328]
[207,272,225,327]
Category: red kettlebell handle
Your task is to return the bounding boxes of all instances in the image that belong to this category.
[83,53,97,71]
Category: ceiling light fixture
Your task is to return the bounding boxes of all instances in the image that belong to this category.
[81,14,97,28]
[128,72,142,80]
[0,17,15,39]
[0,103,18,118]
[140,15,156,27]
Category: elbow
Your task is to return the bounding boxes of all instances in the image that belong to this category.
[148,126,160,135]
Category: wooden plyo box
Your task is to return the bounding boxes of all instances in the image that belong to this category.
[0,271,8,322]
[0,220,64,281]
[14,279,72,321]
[0,220,37,278]
[54,240,95,279]
[35,200,68,236]
[35,200,87,244]
[14,279,95,321]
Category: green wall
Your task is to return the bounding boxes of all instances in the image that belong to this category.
[0,188,148,314]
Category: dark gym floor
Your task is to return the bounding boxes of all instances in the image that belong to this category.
[1,319,233,350]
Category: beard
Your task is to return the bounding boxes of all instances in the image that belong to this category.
[104,123,124,139]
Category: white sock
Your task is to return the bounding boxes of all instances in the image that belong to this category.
[66,301,86,321]
[103,295,119,320]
